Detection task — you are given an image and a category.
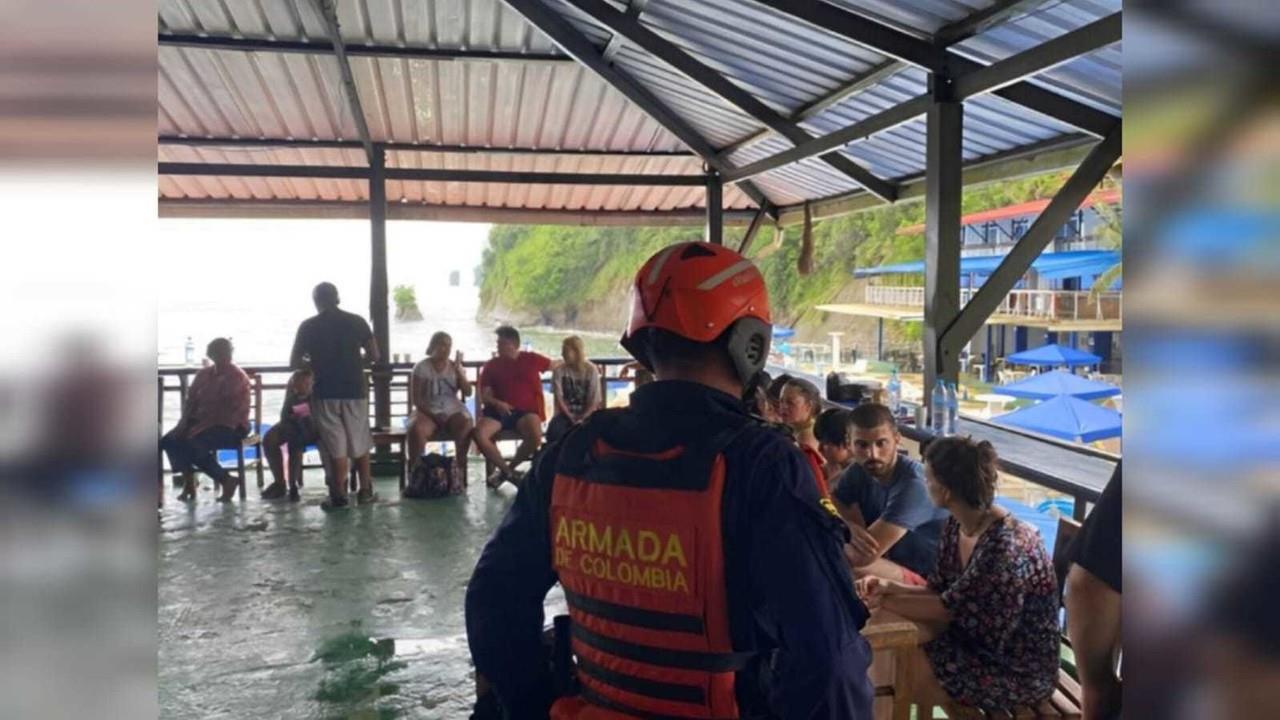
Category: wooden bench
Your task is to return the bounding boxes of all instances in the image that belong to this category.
[866,609,918,720]
[916,668,1083,718]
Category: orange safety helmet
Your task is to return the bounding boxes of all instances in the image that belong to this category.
[620,242,772,384]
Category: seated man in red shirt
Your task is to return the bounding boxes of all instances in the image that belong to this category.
[474,326,559,488]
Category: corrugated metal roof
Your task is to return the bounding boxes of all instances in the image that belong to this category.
[158,0,1120,223]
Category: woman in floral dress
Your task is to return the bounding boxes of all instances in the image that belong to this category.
[857,435,1060,712]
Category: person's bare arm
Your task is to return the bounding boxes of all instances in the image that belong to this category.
[409,372,426,415]
[847,519,908,566]
[482,384,511,414]
[552,374,571,418]
[1065,564,1122,720]
[859,576,949,629]
[455,352,472,397]
[832,497,868,529]
[364,335,381,366]
[289,326,308,371]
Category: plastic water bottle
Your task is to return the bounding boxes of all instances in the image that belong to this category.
[184,336,195,365]
[945,381,959,435]
[930,379,947,435]
[886,369,902,417]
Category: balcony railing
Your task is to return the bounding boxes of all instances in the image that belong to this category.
[865,286,1122,322]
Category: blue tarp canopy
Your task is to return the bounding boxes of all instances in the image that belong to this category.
[994,395,1122,443]
[772,327,796,339]
[1006,343,1101,367]
[854,250,1119,281]
[997,369,1120,400]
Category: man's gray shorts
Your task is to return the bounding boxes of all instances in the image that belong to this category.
[312,398,373,459]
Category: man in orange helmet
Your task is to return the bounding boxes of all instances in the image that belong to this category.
[466,242,873,719]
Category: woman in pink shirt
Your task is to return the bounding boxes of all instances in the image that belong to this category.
[161,337,250,502]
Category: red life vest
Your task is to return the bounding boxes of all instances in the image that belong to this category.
[548,416,753,720]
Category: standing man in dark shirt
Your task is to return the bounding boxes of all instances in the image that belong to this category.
[290,282,380,508]
[466,243,873,719]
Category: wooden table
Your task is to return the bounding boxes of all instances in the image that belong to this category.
[864,609,919,720]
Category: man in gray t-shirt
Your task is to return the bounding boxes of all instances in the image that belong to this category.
[831,403,948,582]
[290,282,380,507]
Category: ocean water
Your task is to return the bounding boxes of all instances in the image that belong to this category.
[157,218,625,367]
[157,218,628,427]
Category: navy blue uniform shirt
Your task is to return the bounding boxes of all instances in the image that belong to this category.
[465,380,874,719]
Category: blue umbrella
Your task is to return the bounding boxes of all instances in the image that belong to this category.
[994,395,1122,443]
[997,369,1120,401]
[1005,343,1101,368]
[772,326,796,339]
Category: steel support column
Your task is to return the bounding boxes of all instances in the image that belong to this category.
[923,80,963,402]
[938,124,1121,359]
[706,174,724,245]
[369,147,391,429]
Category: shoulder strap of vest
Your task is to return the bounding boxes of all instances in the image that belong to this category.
[556,409,750,492]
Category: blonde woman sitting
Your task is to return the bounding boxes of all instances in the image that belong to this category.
[547,335,601,443]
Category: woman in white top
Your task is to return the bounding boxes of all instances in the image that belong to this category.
[547,335,601,443]
[408,331,473,479]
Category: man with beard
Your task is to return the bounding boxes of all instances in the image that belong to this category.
[831,403,948,584]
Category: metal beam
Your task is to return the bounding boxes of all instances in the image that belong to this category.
[934,0,1052,46]
[952,13,1121,101]
[736,206,768,255]
[923,86,964,398]
[706,174,724,244]
[746,0,1117,137]
[939,122,1121,357]
[314,0,375,163]
[158,33,572,63]
[718,10,1118,185]
[600,0,650,63]
[501,0,777,219]
[369,146,391,429]
[157,161,709,185]
[564,0,897,202]
[158,199,762,226]
[722,95,931,183]
[714,59,904,161]
[158,135,695,157]
[774,133,1095,225]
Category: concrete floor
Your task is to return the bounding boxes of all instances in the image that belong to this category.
[158,459,532,719]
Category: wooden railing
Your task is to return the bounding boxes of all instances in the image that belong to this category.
[865,285,1122,322]
[157,358,640,432]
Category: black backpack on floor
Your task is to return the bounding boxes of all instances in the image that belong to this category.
[404,453,463,499]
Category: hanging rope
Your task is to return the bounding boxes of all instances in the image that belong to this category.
[798,202,814,275]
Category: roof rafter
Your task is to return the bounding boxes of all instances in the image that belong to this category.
[501,0,777,219]
[313,0,375,163]
[747,0,1118,138]
[157,161,709,185]
[934,0,1055,46]
[562,0,897,202]
[157,33,574,63]
[158,135,696,157]
[723,12,1121,183]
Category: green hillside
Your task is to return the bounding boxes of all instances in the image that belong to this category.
[477,170,1111,338]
